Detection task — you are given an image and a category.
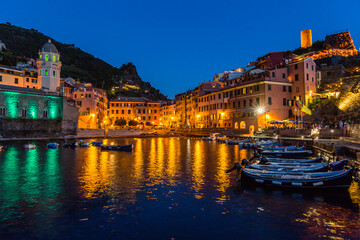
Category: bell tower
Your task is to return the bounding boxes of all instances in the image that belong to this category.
[37,39,62,92]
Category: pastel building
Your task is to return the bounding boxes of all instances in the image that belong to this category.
[71,83,108,129]
[108,97,161,127]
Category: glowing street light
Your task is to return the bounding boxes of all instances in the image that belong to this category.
[256,107,265,114]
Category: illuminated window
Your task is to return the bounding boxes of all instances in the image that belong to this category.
[45,69,48,76]
[45,54,49,61]
[53,71,56,77]
[40,54,42,59]
[240,121,246,129]
[53,55,56,62]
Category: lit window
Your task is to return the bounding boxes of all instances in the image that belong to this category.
[53,71,56,77]
[45,54,49,61]
[45,70,48,76]
[53,55,56,62]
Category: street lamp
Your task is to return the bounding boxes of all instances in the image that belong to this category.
[256,107,265,114]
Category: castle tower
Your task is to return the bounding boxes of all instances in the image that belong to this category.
[36,39,62,92]
[301,29,312,48]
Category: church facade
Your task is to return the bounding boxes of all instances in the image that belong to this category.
[0,40,78,137]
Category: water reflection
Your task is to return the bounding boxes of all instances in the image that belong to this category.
[0,138,359,240]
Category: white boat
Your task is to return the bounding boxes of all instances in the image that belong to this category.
[24,144,36,149]
[202,133,221,141]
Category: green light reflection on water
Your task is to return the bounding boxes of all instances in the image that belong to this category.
[22,148,41,203]
[1,146,20,207]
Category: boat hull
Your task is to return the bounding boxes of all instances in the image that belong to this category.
[241,169,353,189]
[100,144,133,152]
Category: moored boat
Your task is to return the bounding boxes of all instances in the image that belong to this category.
[240,168,353,189]
[260,149,313,158]
[262,145,305,151]
[79,141,90,147]
[24,144,36,149]
[91,141,103,146]
[260,156,323,164]
[47,142,59,149]
[0,145,4,151]
[248,162,329,172]
[63,142,78,148]
[100,144,133,151]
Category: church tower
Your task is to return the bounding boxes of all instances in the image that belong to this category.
[37,39,62,92]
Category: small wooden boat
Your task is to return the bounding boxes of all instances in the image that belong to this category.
[248,162,329,172]
[261,157,323,164]
[63,142,78,148]
[46,142,59,149]
[91,141,103,146]
[24,144,36,149]
[100,144,133,151]
[0,145,4,151]
[240,168,353,189]
[260,149,313,158]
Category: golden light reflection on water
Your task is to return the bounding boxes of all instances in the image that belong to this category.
[79,146,102,199]
[133,138,144,183]
[215,143,231,203]
[192,140,205,199]
[166,137,177,181]
[294,182,360,239]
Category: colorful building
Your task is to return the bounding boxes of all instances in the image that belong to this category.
[71,83,108,129]
[108,97,161,127]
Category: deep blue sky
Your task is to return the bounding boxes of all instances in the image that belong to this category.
[1,0,360,98]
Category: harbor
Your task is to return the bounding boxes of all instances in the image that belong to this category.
[0,137,359,239]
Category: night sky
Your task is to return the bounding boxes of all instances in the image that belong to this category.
[1,0,360,98]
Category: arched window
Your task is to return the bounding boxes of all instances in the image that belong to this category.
[53,71,56,77]
[240,121,246,129]
[45,69,48,76]
[45,54,49,61]
[53,55,56,62]
[234,122,239,129]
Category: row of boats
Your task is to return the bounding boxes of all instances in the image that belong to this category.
[1,141,133,152]
[220,138,360,190]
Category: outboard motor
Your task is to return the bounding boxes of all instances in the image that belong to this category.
[226,162,242,173]
[258,156,269,165]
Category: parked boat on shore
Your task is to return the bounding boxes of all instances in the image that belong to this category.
[100,144,133,151]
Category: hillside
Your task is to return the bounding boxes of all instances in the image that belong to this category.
[0,23,167,101]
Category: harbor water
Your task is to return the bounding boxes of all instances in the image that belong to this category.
[0,137,359,239]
